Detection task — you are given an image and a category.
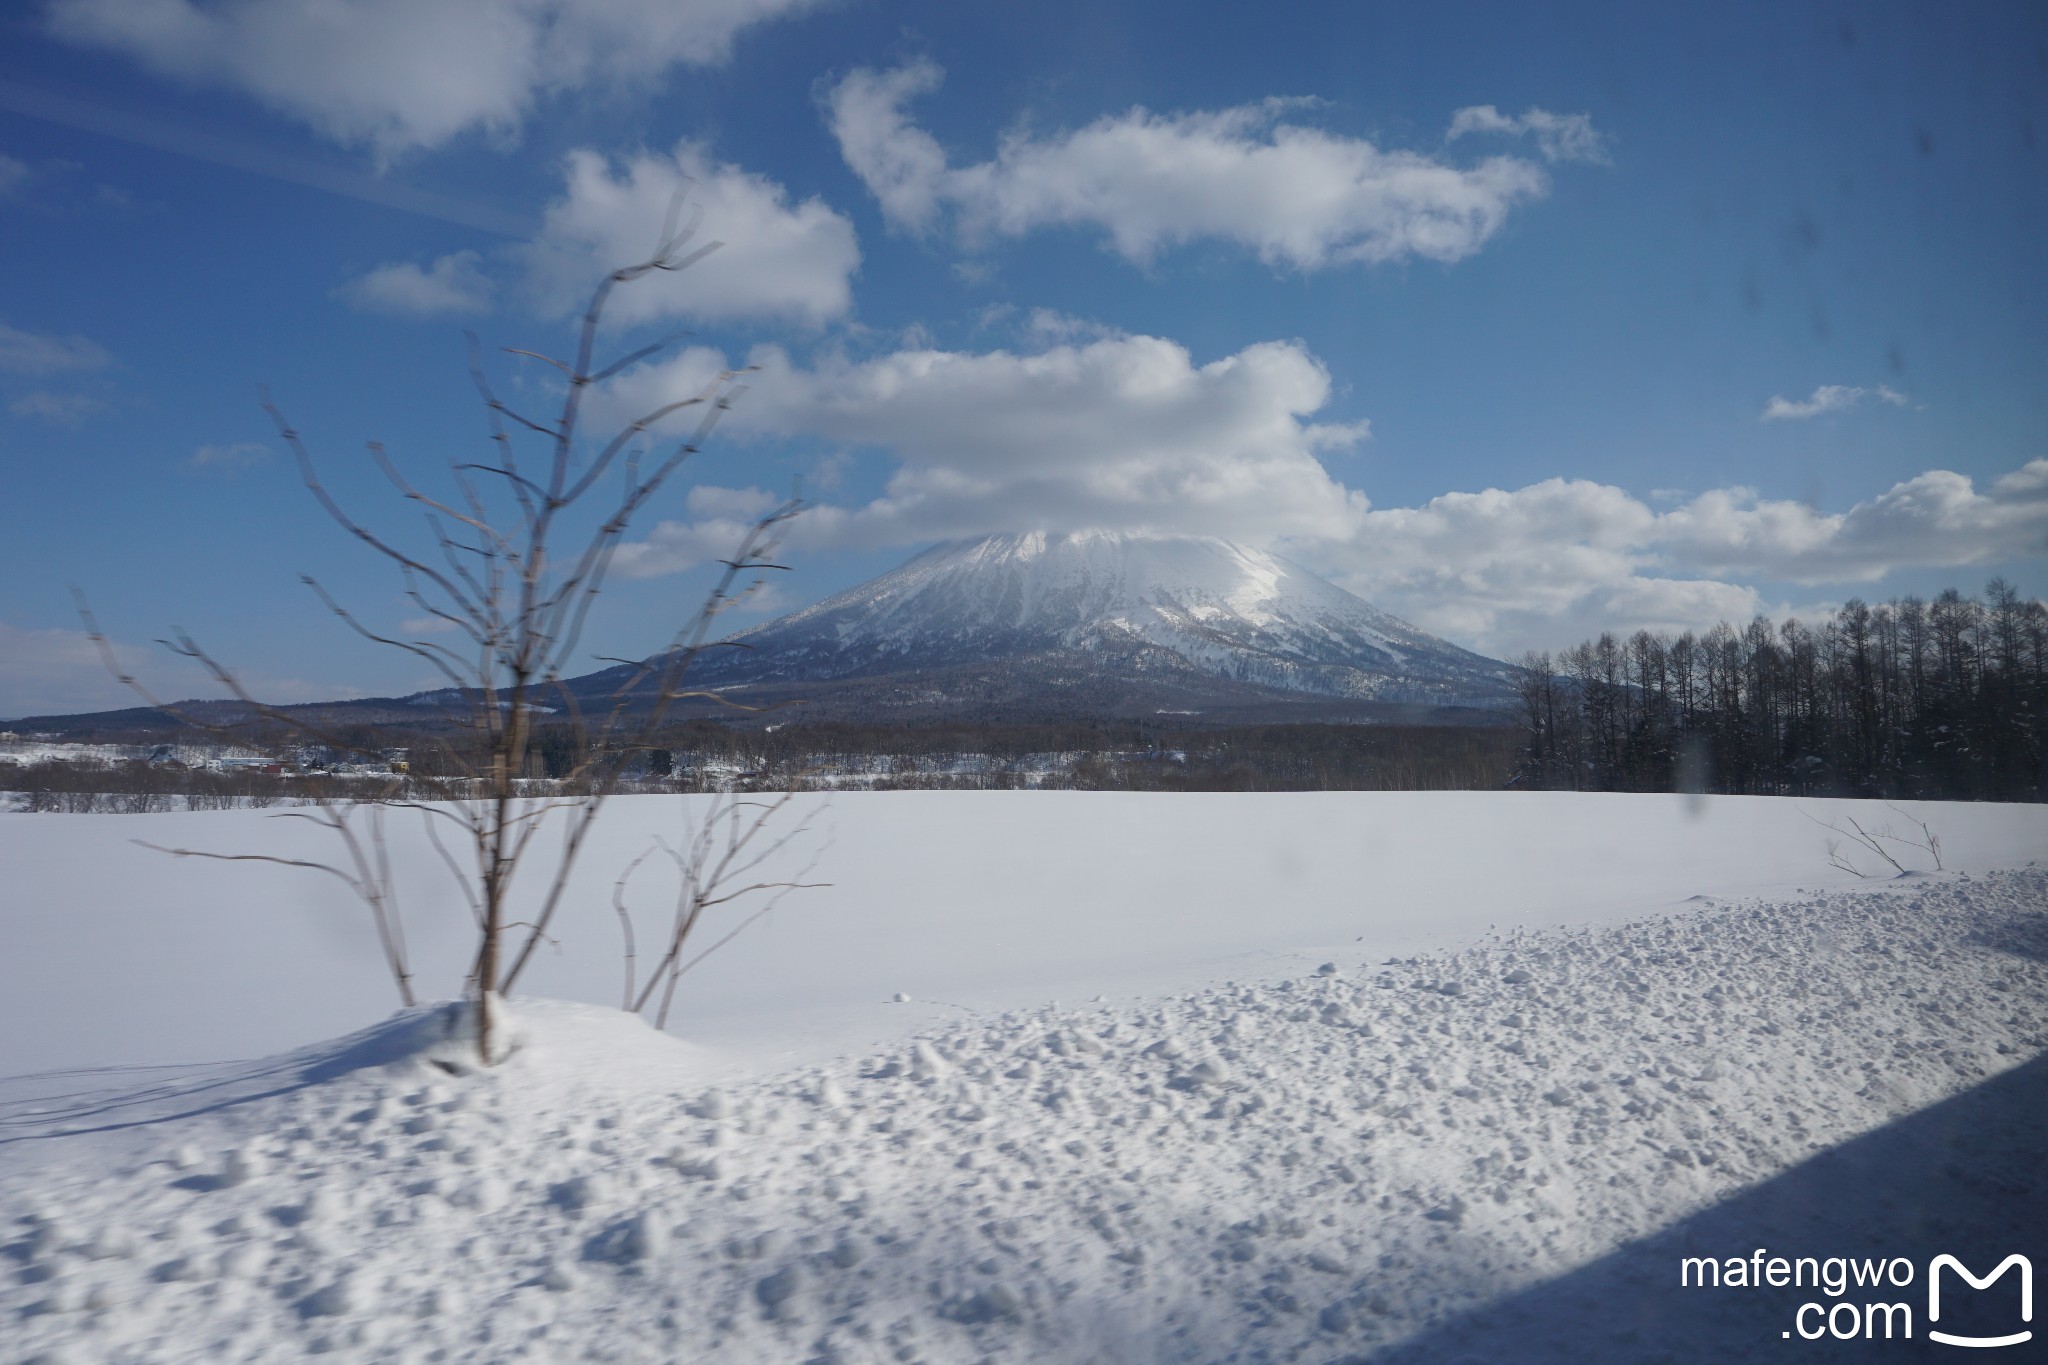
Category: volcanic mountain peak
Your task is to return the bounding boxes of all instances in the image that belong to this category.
[666,530,1512,713]
[777,530,1387,644]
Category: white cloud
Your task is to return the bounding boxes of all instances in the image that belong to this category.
[0,618,363,719]
[1446,105,1608,163]
[339,250,493,316]
[1309,462,2048,654]
[0,153,28,195]
[606,331,1370,576]
[47,0,823,159]
[0,619,151,719]
[1314,478,1663,649]
[1657,465,2048,582]
[597,324,2042,655]
[524,143,859,328]
[188,441,270,472]
[0,619,250,719]
[685,483,784,522]
[1021,308,1125,345]
[1993,460,2048,502]
[0,320,111,375]
[824,60,952,233]
[726,578,795,619]
[825,61,1585,271]
[1761,383,1909,421]
[8,391,106,423]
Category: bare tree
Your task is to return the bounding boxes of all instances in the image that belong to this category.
[1878,802,1945,871]
[1803,804,1944,879]
[81,211,806,1063]
[612,787,828,1030]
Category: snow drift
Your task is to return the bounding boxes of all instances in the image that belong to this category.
[2,867,2043,1362]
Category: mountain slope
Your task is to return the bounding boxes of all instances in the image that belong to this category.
[602,531,1511,716]
[13,534,1512,735]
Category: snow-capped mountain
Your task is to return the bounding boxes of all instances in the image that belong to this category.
[602,531,1512,717]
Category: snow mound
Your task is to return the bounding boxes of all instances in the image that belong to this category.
[292,998,706,1089]
[3,871,2044,1362]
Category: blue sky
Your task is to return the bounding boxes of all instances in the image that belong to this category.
[1,0,2043,718]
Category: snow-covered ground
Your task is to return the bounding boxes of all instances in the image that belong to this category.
[0,740,150,769]
[2,793,2044,1362]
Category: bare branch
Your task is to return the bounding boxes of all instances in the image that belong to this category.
[1877,803,1945,871]
[422,808,484,931]
[1802,807,1913,877]
[588,333,687,385]
[611,847,658,1012]
[300,575,470,689]
[264,390,483,621]
[98,209,814,1067]
[499,347,574,379]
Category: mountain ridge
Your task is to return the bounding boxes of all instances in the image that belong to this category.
[573,530,1513,720]
[13,532,1515,733]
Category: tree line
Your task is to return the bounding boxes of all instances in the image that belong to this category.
[640,720,1518,792]
[4,719,1521,802]
[1512,580,2047,800]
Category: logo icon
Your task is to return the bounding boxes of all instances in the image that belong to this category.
[1928,1254,2032,1349]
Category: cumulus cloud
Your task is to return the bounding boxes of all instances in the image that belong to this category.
[523,143,859,328]
[605,331,1370,576]
[1761,383,1908,421]
[825,61,953,232]
[1312,462,2048,653]
[47,0,822,159]
[825,60,1589,271]
[0,320,111,375]
[339,250,493,316]
[1445,104,1608,163]
[1658,465,2048,582]
[594,319,2041,655]
[1312,478,1666,648]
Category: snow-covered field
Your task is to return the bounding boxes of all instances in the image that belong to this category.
[2,793,2044,1362]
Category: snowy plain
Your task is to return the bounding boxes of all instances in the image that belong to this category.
[1,792,2044,1362]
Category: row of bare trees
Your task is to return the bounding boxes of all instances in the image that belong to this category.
[1514,581,2048,800]
[7,759,295,811]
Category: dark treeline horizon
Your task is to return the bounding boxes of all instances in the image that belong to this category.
[17,579,2047,802]
[1512,579,2047,801]
[633,719,1518,792]
[2,719,1520,801]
